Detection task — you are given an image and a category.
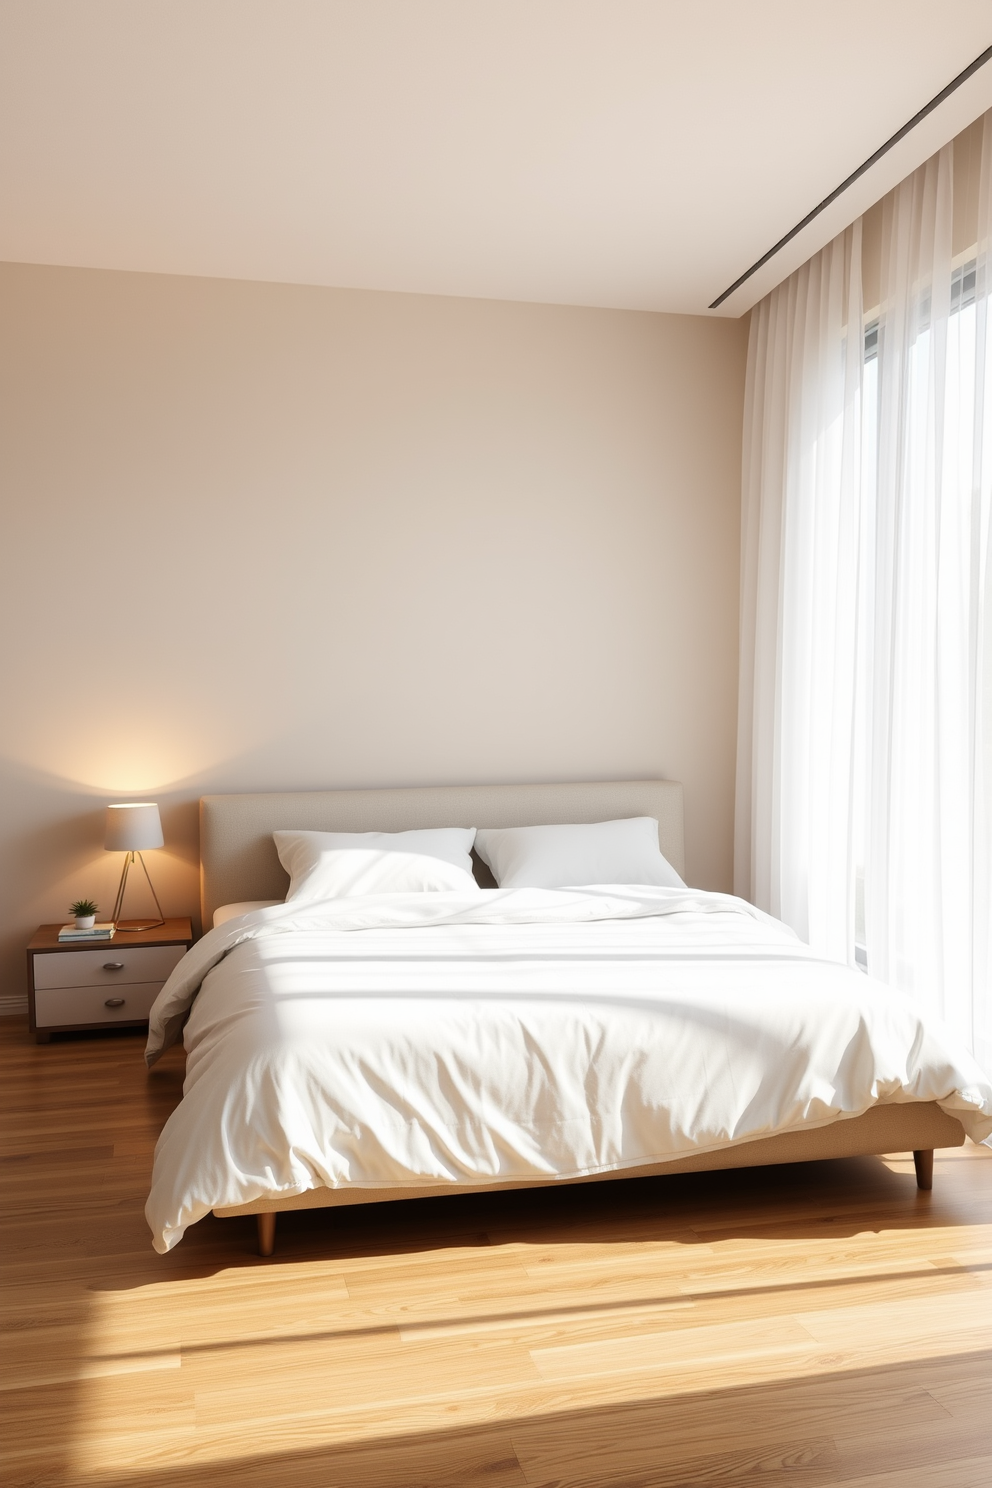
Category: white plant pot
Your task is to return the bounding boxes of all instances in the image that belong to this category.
[75,915,96,930]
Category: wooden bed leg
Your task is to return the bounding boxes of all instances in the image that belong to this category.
[913,1149,934,1191]
[257,1212,276,1257]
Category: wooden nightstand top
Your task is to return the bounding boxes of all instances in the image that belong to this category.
[29,917,194,954]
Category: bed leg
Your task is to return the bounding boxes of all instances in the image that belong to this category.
[913,1149,934,1190]
[257,1212,276,1257]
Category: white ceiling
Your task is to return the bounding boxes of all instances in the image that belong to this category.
[1,1,991,317]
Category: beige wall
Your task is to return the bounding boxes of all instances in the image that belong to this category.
[0,261,747,1006]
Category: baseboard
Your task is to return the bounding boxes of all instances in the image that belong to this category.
[0,995,28,1017]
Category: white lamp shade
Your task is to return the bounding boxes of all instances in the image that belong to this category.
[104,802,164,852]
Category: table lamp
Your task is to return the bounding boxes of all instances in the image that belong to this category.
[105,802,166,930]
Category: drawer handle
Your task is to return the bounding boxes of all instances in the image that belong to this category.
[104,997,126,1009]
[103,962,125,971]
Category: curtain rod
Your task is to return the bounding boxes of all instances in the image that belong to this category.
[708,42,992,311]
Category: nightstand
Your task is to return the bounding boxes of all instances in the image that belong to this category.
[27,918,193,1043]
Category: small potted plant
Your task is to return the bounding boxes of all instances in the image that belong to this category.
[70,898,99,930]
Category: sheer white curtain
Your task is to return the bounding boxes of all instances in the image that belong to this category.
[736,117,992,1071]
[735,223,864,964]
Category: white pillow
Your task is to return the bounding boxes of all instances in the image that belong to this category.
[474,817,685,890]
[273,827,480,902]
[213,900,282,928]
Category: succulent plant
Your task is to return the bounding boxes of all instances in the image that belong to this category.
[69,898,99,917]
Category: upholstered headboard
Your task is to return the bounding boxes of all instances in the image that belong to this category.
[199,779,685,929]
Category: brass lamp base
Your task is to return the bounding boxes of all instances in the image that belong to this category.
[111,851,165,932]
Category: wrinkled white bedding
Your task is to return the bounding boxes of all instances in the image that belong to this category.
[144,887,992,1252]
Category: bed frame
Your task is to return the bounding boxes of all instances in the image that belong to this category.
[198,780,965,1256]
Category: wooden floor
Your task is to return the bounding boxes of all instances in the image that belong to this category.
[2,1017,991,1488]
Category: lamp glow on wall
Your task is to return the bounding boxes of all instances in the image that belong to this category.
[105,803,166,930]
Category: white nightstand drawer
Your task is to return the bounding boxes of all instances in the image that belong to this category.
[32,944,186,990]
[34,981,164,1028]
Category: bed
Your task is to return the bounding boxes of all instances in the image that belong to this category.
[144,780,992,1256]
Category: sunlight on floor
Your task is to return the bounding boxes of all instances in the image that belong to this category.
[67,1198,992,1479]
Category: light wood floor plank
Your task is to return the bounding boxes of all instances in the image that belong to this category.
[822,1455,992,1488]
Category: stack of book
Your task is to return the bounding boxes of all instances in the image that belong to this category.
[57,923,116,942]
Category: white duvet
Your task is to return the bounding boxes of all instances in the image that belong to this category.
[144,887,992,1252]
